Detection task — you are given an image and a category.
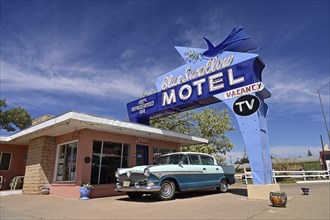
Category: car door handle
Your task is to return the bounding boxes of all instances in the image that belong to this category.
[203,168,206,170]
[216,168,219,170]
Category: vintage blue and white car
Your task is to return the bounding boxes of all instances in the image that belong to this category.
[114,152,235,200]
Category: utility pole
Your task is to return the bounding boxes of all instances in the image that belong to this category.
[320,135,327,170]
[317,82,330,142]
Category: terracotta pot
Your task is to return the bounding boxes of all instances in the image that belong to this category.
[269,192,287,207]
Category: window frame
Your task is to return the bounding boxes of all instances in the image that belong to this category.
[0,152,12,171]
[53,140,78,183]
[91,140,130,185]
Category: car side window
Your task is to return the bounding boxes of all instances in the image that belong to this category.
[188,154,201,165]
[168,155,179,164]
[157,156,170,165]
[200,155,214,165]
[179,154,188,164]
[167,154,188,164]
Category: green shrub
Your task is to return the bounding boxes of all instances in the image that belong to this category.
[275,178,297,183]
[303,161,322,171]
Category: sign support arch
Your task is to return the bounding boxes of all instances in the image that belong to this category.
[222,93,273,184]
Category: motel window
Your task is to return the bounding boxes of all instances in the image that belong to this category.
[0,152,11,170]
[91,140,129,185]
[153,147,177,164]
[55,141,78,182]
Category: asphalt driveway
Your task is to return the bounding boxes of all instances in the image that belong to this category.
[1,182,329,219]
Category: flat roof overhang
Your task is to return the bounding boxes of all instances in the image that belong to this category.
[0,111,208,146]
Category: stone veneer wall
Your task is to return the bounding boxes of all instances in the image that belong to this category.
[23,136,55,194]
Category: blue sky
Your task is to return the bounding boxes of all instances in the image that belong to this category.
[1,0,329,163]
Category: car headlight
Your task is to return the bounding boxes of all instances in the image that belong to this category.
[115,170,119,179]
[144,167,150,177]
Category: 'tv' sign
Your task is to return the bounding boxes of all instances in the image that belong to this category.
[233,95,260,116]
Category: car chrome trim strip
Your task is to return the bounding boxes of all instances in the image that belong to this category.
[114,185,161,192]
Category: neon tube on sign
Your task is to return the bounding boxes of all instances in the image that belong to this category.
[161,55,234,91]
[161,67,244,106]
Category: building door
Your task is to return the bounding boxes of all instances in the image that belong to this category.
[136,145,148,165]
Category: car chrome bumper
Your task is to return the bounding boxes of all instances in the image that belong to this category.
[114,183,161,192]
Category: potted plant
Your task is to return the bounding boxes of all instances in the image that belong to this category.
[301,187,310,195]
[80,182,93,200]
[269,191,287,207]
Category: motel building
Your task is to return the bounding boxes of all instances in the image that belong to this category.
[0,111,207,198]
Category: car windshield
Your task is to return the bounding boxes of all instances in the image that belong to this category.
[157,154,188,165]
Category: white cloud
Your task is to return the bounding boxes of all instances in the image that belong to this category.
[121,49,136,59]
[1,61,149,99]
[174,9,232,48]
[266,74,328,105]
[262,57,330,119]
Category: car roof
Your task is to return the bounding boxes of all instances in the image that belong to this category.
[160,152,213,157]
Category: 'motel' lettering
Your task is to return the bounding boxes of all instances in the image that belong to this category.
[162,68,244,106]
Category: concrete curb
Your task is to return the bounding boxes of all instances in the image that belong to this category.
[0,190,22,196]
[297,180,330,183]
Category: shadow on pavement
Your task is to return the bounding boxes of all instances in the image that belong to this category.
[229,188,248,197]
[116,196,160,203]
[116,187,248,203]
[116,190,222,203]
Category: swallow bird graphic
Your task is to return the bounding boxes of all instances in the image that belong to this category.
[202,26,258,58]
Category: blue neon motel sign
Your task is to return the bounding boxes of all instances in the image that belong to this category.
[127,26,274,185]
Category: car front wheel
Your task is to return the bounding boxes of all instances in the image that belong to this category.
[216,179,228,193]
[157,180,175,201]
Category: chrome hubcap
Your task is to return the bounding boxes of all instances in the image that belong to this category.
[161,182,172,197]
[221,180,228,191]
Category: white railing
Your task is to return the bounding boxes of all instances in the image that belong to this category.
[242,168,330,184]
[9,176,24,190]
[272,169,330,183]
